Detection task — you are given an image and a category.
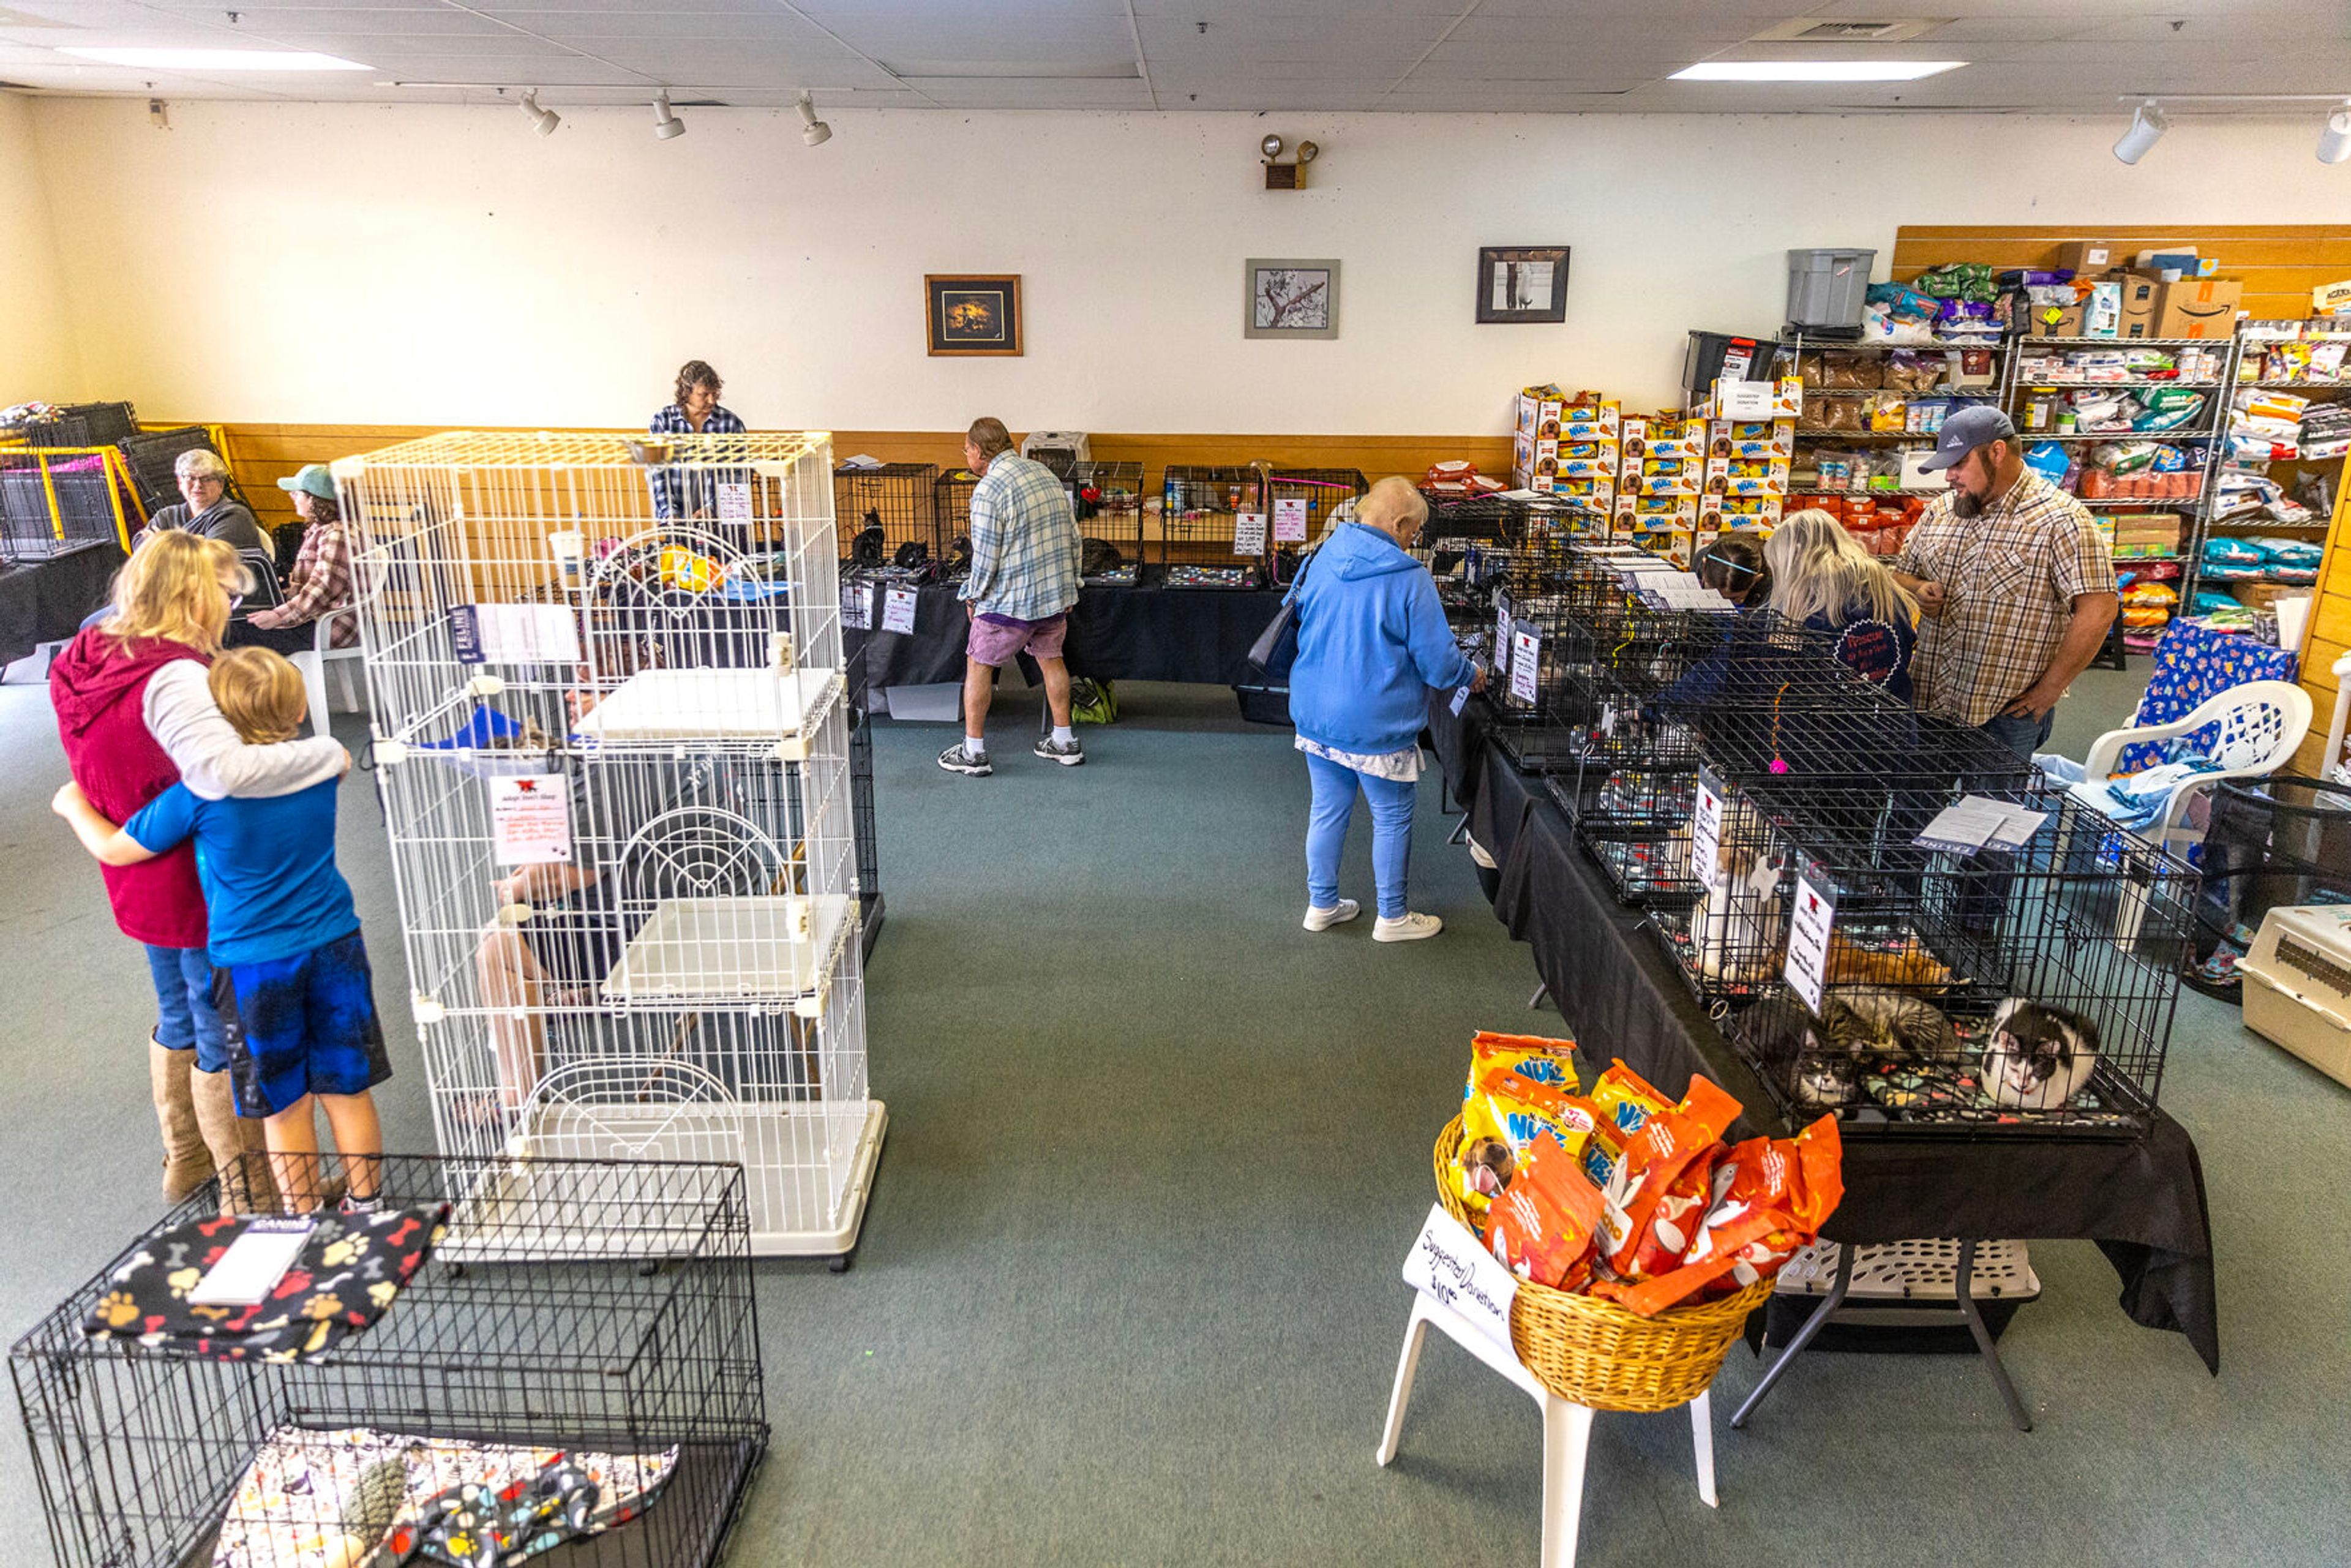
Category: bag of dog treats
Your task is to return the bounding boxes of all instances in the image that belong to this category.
[1623,1144,1723,1281]
[1464,1066,1603,1165]
[1599,1116,1845,1317]
[1485,1130,1607,1290]
[1580,1060,1674,1188]
[1464,1031,1579,1105]
[1595,1076,1742,1275]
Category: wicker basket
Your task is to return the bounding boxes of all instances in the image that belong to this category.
[1435,1114,1771,1412]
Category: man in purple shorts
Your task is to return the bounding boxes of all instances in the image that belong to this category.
[938,416,1087,776]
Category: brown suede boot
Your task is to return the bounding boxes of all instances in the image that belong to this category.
[148,1037,215,1204]
[191,1069,279,1214]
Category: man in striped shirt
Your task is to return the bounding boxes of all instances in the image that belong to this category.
[937,418,1085,777]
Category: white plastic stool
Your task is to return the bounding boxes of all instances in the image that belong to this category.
[1377,1289,1718,1568]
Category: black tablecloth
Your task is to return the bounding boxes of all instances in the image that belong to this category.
[0,543,121,667]
[848,578,1283,693]
[1428,694,2221,1373]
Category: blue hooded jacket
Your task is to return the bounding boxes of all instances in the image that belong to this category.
[1286,522,1477,756]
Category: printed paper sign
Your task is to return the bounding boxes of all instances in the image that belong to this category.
[1232,511,1269,555]
[716,481,753,522]
[1783,871,1835,1015]
[882,587,918,634]
[451,603,582,667]
[1509,627,1541,706]
[1913,797,2049,854]
[1493,593,1513,666]
[489,773,573,868]
[1400,1204,1519,1355]
[1715,380,1776,419]
[1691,767,1727,890]
[1450,683,1471,716]
[1272,497,1309,542]
[841,582,873,631]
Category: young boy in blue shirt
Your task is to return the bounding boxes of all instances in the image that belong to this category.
[54,647,389,1212]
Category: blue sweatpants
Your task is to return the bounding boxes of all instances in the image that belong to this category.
[1305,752,1416,920]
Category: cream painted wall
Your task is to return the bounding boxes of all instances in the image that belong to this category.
[1,92,81,401]
[21,99,2346,433]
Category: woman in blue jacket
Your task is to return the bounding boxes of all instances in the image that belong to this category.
[1286,478,1483,942]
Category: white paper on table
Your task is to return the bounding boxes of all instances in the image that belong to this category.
[187,1217,315,1307]
[717,482,753,522]
[1232,511,1269,555]
[1783,872,1835,1015]
[1401,1204,1520,1355]
[882,587,918,634]
[841,583,873,631]
[1912,796,2049,853]
[453,603,582,666]
[1272,497,1308,542]
[1509,627,1541,705]
[489,773,574,866]
[1691,767,1727,889]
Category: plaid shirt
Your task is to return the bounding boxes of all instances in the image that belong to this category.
[647,402,748,519]
[961,452,1081,620]
[1894,470,2117,726]
[244,518,358,647]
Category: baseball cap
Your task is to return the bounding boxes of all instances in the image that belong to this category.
[1918,405,2017,473]
[276,463,336,500]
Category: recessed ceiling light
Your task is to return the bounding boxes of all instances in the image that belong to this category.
[1671,61,1965,83]
[58,47,370,72]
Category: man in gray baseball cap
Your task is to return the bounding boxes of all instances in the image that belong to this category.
[1892,403,2118,757]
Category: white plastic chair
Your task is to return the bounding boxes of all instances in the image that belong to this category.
[290,606,364,738]
[2078,679,2313,860]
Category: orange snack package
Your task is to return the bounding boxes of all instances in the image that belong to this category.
[1624,1145,1723,1281]
[1465,1031,1580,1101]
[1485,1131,1607,1289]
[1594,1075,1744,1275]
[1606,1116,1845,1318]
[1580,1059,1675,1188]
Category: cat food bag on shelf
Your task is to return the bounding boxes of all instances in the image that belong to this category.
[1486,1130,1608,1289]
[1594,1076,1744,1275]
[1600,1116,1846,1318]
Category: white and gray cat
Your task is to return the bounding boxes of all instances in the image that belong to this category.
[1981,999,2101,1111]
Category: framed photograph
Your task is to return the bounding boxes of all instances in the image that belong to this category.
[1477,246,1570,324]
[1243,258,1340,340]
[926,274,1023,357]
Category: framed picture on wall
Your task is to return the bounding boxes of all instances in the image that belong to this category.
[1243,258,1340,340]
[1477,246,1570,324]
[926,274,1024,356]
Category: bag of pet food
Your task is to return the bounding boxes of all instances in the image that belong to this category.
[1464,1031,1579,1103]
[1578,1060,1674,1187]
[1594,1076,1744,1275]
[1463,1065,1602,1165]
[1622,1144,1723,1281]
[1485,1130,1608,1289]
[1600,1116,1845,1317]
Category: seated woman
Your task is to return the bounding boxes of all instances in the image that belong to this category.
[1762,508,1919,703]
[136,449,270,557]
[232,465,357,656]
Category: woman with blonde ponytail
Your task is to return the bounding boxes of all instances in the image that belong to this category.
[48,532,345,1210]
[1764,509,1921,702]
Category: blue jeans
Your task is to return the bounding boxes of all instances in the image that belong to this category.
[144,943,228,1074]
[1305,752,1415,920]
[1979,707,2057,760]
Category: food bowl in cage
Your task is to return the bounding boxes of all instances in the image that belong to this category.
[1432,1115,1769,1412]
[626,438,671,465]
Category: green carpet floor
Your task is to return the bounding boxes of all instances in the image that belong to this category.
[1,668,2346,1566]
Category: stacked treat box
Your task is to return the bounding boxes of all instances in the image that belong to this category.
[1612,412,1704,566]
[1513,385,1621,518]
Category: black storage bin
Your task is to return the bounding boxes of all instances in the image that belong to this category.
[2188,773,2351,997]
[1681,330,1781,400]
[1233,683,1292,726]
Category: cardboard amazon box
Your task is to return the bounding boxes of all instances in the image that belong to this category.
[2154,278,2244,339]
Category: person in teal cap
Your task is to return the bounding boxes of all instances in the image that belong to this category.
[232,463,358,656]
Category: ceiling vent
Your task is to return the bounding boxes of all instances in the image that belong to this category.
[1750,18,1946,44]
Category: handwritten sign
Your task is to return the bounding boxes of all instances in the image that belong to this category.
[1401,1204,1520,1354]
[716,481,753,522]
[489,773,572,867]
[841,582,873,631]
[1509,626,1541,706]
[1783,871,1835,1014]
[1232,511,1268,555]
[1691,767,1727,890]
[882,587,918,634]
[1272,496,1309,542]
[1493,593,1513,666]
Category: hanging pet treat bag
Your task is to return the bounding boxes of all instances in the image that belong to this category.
[1594,1076,1743,1276]
[1485,1130,1608,1289]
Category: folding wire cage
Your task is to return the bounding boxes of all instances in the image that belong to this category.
[1070,459,1144,585]
[1262,467,1365,586]
[12,1153,765,1568]
[1,447,130,561]
[1660,776,2192,1139]
[337,432,883,1256]
[932,468,978,578]
[20,402,138,449]
[834,462,939,571]
[1158,463,1266,589]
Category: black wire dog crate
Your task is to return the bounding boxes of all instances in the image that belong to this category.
[835,462,939,572]
[116,426,243,517]
[1480,542,1633,770]
[12,1153,767,1568]
[1667,777,2192,1139]
[1070,460,1144,585]
[1158,463,1266,588]
[1262,467,1365,586]
[932,468,978,579]
[1,448,126,563]
[19,402,139,450]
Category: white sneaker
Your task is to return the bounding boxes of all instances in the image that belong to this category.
[1303,898,1360,931]
[1373,912,1443,943]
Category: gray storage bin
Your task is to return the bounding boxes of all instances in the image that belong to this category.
[1785,247,1876,329]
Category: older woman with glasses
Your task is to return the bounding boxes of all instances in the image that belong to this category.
[137,449,271,558]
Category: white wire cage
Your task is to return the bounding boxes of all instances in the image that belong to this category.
[337,432,884,1258]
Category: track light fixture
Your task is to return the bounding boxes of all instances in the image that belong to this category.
[2112,99,2167,165]
[518,89,558,137]
[2321,104,2351,166]
[795,90,831,148]
[653,89,685,140]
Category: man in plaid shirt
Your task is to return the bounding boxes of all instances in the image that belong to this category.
[937,417,1085,776]
[1894,407,2118,757]
[647,359,747,521]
